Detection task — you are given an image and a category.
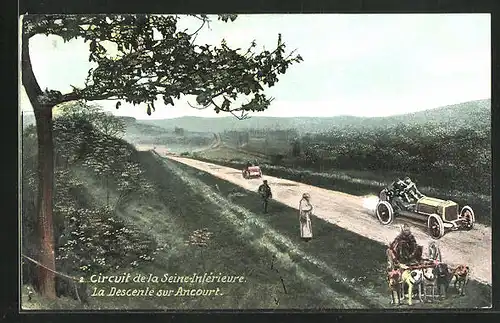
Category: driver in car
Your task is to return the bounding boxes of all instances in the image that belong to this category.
[403,176,424,203]
[391,179,410,210]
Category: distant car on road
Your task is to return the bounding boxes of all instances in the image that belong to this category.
[375,179,475,239]
[242,163,262,179]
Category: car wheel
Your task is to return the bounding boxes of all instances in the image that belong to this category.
[376,201,394,225]
[428,214,445,239]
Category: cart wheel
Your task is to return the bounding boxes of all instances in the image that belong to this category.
[428,214,445,239]
[242,170,249,179]
[376,201,394,225]
[459,206,475,230]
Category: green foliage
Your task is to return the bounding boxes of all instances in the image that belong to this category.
[55,204,157,274]
[23,14,303,117]
[53,107,154,205]
[291,139,301,157]
[217,14,238,23]
[58,102,126,138]
[53,131,157,275]
[174,127,185,136]
[22,116,158,281]
[270,154,285,165]
[299,123,491,194]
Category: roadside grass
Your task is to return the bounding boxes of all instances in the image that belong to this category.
[24,151,356,310]
[191,147,491,226]
[196,145,272,164]
[169,157,492,309]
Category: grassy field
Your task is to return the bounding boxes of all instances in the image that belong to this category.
[21,150,491,310]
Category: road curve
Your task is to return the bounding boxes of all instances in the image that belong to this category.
[154,152,492,285]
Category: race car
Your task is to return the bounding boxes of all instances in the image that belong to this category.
[375,178,475,239]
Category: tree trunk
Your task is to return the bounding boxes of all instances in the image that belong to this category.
[34,107,57,300]
[22,30,57,299]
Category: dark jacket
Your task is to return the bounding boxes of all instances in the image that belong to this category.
[390,232,418,262]
[258,184,272,199]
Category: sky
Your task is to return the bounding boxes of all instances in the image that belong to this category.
[20,14,491,120]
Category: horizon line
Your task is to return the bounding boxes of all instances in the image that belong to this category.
[132,97,491,120]
[20,97,491,118]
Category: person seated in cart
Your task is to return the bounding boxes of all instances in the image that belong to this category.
[389,224,423,265]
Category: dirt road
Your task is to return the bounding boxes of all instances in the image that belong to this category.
[151,152,491,285]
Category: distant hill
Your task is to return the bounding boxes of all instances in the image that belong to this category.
[137,99,491,134]
[21,98,491,134]
[119,116,171,136]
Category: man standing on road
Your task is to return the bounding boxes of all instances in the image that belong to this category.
[258,180,273,213]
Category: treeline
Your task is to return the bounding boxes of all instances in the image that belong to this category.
[223,128,299,148]
[295,123,490,194]
[222,122,490,195]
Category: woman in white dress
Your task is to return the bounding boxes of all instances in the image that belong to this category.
[299,193,313,242]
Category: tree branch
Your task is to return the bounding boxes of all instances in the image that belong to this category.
[230,110,250,120]
[60,91,124,104]
[187,101,210,110]
[21,33,44,110]
[190,19,206,44]
[209,98,249,120]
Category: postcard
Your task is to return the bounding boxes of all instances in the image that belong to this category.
[20,13,491,310]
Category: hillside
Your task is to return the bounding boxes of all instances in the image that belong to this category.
[137,99,491,133]
[22,99,490,134]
